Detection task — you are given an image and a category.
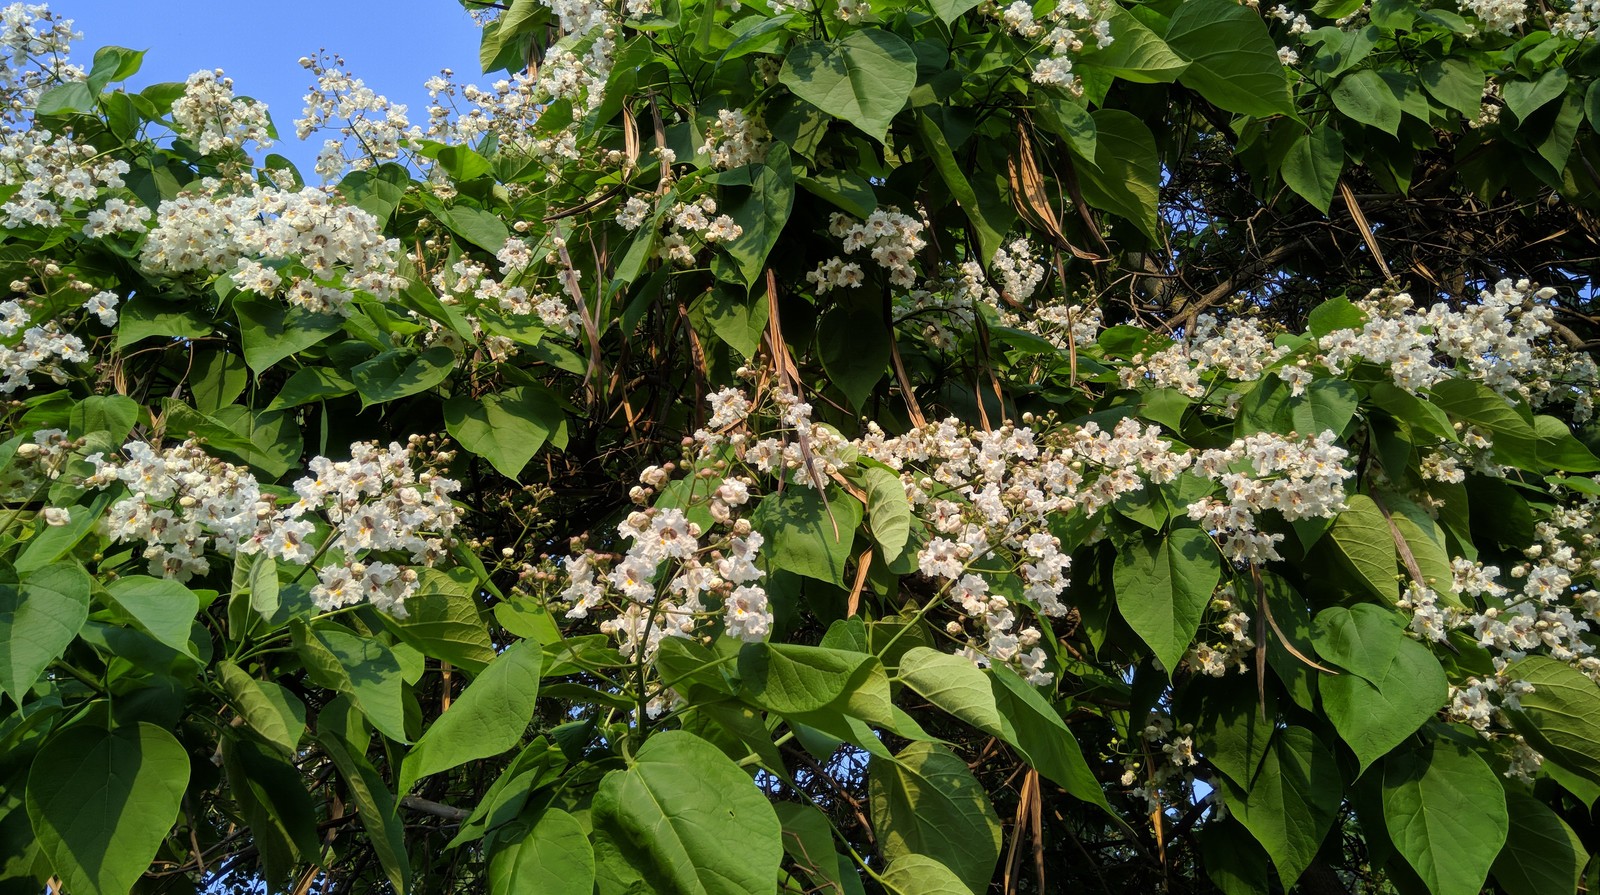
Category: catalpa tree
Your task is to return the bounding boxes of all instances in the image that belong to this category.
[2,0,1600,892]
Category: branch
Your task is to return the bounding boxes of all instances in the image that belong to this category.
[399,795,470,822]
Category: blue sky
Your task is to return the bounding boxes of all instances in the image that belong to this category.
[67,0,488,171]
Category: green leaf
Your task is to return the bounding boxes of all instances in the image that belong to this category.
[881,855,975,895]
[235,298,344,374]
[861,466,911,564]
[15,490,114,574]
[317,709,412,893]
[267,366,356,410]
[1326,494,1399,601]
[1429,378,1538,467]
[220,736,322,889]
[352,346,457,406]
[339,164,411,222]
[1220,727,1342,887]
[752,486,863,586]
[217,660,307,759]
[928,0,982,25]
[294,622,410,743]
[400,640,541,792]
[716,13,798,68]
[780,30,917,142]
[797,171,878,219]
[1588,81,1600,136]
[870,741,1001,893]
[1113,527,1223,673]
[1420,57,1486,117]
[68,395,139,442]
[1320,634,1447,773]
[445,386,566,479]
[899,648,1108,809]
[818,291,889,409]
[1199,817,1273,895]
[160,402,302,479]
[592,730,781,895]
[87,46,145,91]
[0,562,89,703]
[775,803,851,893]
[717,143,796,288]
[1312,0,1364,17]
[1281,125,1344,213]
[490,807,595,895]
[1491,789,1586,895]
[383,567,498,672]
[1382,738,1508,895]
[1369,380,1456,441]
[1504,67,1568,120]
[689,285,770,359]
[439,203,510,252]
[116,295,211,348]
[1311,604,1402,683]
[187,349,248,414]
[35,81,94,115]
[1078,6,1188,83]
[1505,655,1600,785]
[1184,677,1273,788]
[1535,415,1600,472]
[1307,297,1366,337]
[739,642,891,720]
[1164,0,1295,117]
[27,723,190,895]
[1036,93,1098,159]
[1073,110,1161,243]
[1291,377,1360,438]
[917,110,1003,263]
[104,575,200,658]
[1333,70,1402,132]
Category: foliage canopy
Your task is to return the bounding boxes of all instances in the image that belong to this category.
[3,0,1600,892]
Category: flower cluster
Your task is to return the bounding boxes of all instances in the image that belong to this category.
[558,499,770,665]
[0,3,81,116]
[659,195,742,265]
[1186,584,1255,676]
[997,0,1114,92]
[1320,280,1557,396]
[0,297,86,393]
[140,183,402,315]
[82,438,459,615]
[991,237,1047,301]
[0,128,132,229]
[296,53,414,179]
[288,441,462,615]
[809,208,927,291]
[1552,0,1600,37]
[698,108,769,170]
[1458,0,1527,33]
[1122,315,1289,398]
[1185,431,1355,563]
[170,68,273,155]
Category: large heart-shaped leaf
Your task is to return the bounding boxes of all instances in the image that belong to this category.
[780,30,916,141]
[1221,726,1341,887]
[490,807,595,895]
[1165,0,1295,117]
[869,741,1001,893]
[445,386,567,479]
[0,562,89,702]
[28,723,190,895]
[591,730,781,895]
[400,640,542,792]
[1382,738,1507,895]
[1113,526,1223,674]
